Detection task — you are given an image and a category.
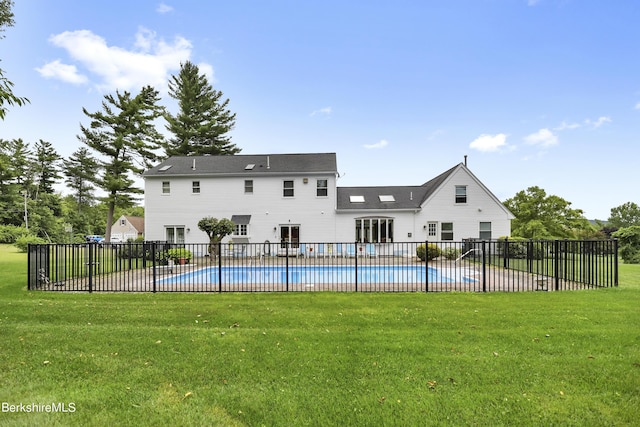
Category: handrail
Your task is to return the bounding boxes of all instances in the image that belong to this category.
[454,248,481,264]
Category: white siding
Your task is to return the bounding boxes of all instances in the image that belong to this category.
[416,167,512,241]
[145,174,337,244]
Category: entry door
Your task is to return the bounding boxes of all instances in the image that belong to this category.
[280,225,300,248]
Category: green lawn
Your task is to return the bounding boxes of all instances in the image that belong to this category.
[1,244,639,426]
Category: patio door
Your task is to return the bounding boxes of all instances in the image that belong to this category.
[280,225,300,248]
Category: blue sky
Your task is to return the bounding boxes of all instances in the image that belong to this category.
[2,0,639,220]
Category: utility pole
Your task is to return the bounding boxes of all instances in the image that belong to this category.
[22,191,28,230]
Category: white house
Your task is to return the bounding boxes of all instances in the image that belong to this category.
[110,215,145,242]
[143,153,514,250]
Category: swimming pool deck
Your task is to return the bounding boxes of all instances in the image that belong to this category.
[35,254,591,293]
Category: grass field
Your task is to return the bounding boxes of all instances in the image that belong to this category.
[1,244,639,426]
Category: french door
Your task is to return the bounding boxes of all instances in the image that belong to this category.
[280,225,300,248]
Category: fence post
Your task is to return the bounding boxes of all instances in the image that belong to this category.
[482,240,487,292]
[151,242,157,293]
[218,242,222,293]
[425,241,429,293]
[613,238,618,287]
[554,240,560,291]
[87,243,93,293]
[503,237,509,270]
[354,242,358,292]
[285,241,289,292]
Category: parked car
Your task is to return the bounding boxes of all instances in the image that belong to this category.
[85,235,105,244]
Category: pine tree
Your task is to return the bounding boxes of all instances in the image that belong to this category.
[62,147,98,213]
[79,86,164,241]
[164,61,239,157]
[32,139,61,197]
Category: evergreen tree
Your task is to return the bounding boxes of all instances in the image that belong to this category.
[32,139,61,197]
[63,147,98,213]
[79,86,164,241]
[164,61,239,157]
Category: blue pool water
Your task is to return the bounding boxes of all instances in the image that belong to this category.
[159,265,475,285]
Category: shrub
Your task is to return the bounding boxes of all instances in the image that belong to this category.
[442,247,460,260]
[416,243,441,261]
[14,235,48,252]
[166,248,193,262]
[0,225,30,244]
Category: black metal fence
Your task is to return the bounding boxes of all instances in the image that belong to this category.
[28,239,618,293]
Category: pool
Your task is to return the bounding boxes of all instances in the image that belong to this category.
[159,264,477,286]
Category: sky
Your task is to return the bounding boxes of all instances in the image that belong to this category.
[2,0,639,220]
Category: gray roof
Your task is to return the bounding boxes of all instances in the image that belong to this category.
[144,153,337,177]
[337,164,460,211]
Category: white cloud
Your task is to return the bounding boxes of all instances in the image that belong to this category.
[527,0,541,5]
[469,133,508,152]
[585,116,611,129]
[43,28,196,92]
[635,102,640,110]
[35,59,88,85]
[310,106,332,117]
[524,128,558,147]
[156,3,173,14]
[363,139,388,149]
[554,120,581,131]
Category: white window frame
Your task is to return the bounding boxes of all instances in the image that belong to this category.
[244,180,253,194]
[479,222,492,240]
[283,180,294,197]
[234,224,248,236]
[316,179,328,197]
[165,226,185,244]
[162,181,170,194]
[355,217,394,243]
[427,222,437,237]
[441,222,454,241]
[192,181,200,194]
[455,185,467,204]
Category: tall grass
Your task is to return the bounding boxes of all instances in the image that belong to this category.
[1,245,638,426]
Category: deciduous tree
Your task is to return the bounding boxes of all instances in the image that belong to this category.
[504,186,594,239]
[197,216,235,257]
[608,202,640,229]
[0,0,29,120]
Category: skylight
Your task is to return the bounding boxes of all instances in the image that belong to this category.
[158,165,172,172]
[245,164,255,170]
[379,195,395,202]
[350,195,365,203]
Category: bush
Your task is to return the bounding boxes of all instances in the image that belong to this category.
[442,247,460,260]
[0,225,30,244]
[416,243,441,261]
[166,248,193,262]
[14,235,48,252]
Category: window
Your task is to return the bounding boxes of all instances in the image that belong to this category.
[192,181,200,194]
[379,195,395,202]
[162,181,170,194]
[120,219,126,226]
[455,185,467,203]
[427,222,437,237]
[234,224,248,236]
[280,225,300,248]
[165,226,185,244]
[355,218,394,243]
[479,222,492,240]
[441,222,454,240]
[283,180,294,197]
[244,180,253,194]
[317,179,328,197]
[350,195,365,203]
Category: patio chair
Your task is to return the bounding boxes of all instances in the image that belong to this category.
[345,244,357,257]
[366,243,378,257]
